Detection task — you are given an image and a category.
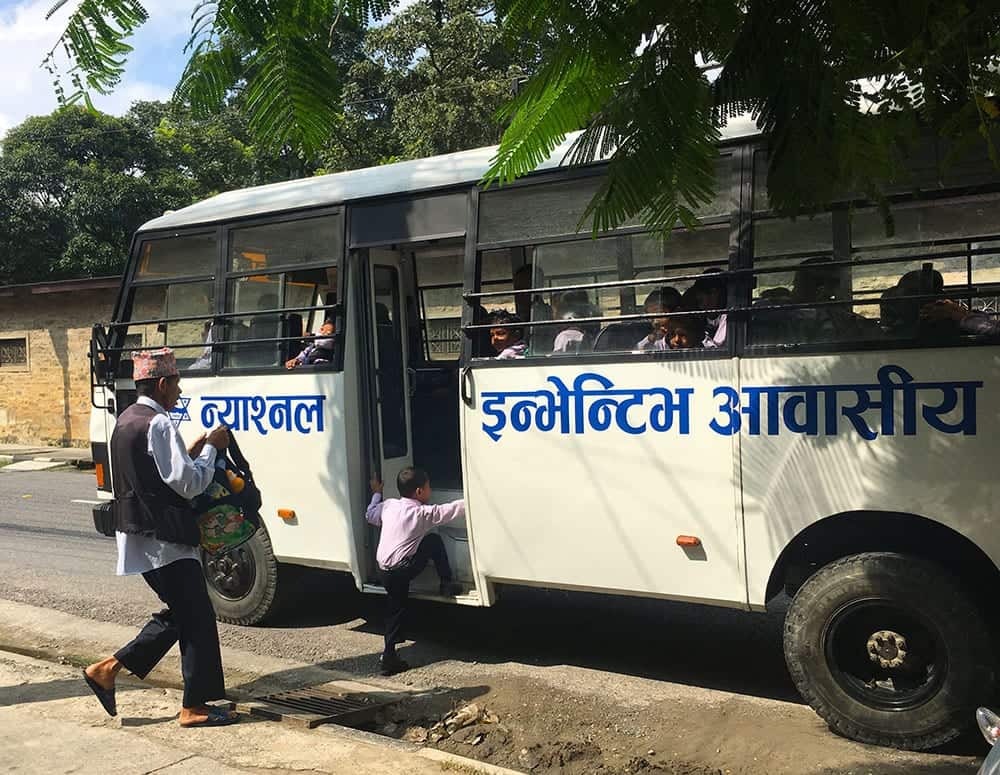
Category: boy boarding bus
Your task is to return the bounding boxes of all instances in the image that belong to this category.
[91,120,1000,750]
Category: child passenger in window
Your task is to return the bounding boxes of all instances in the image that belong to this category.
[285,319,335,369]
[487,310,527,359]
[686,269,728,348]
[552,290,593,354]
[667,313,708,350]
[636,288,681,351]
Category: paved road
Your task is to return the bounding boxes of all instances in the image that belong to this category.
[0,468,981,774]
[0,468,792,697]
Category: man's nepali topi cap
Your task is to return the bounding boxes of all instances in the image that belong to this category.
[132,348,179,381]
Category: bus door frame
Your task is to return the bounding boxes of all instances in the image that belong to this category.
[349,189,488,601]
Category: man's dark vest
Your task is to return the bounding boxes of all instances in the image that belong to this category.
[111,403,200,545]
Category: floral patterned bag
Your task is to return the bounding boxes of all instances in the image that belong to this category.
[191,432,262,556]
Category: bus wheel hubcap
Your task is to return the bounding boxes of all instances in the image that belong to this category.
[867,630,908,669]
[206,548,255,600]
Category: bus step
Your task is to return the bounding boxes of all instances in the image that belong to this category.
[362,583,483,606]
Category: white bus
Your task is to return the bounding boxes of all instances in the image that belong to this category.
[90,121,1000,750]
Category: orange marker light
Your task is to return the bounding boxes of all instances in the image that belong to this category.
[277,509,296,520]
[95,463,105,489]
[676,535,701,547]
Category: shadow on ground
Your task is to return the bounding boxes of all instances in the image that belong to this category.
[264,568,795,703]
[0,675,145,708]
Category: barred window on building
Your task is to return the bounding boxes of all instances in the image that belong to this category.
[426,318,462,358]
[0,337,28,368]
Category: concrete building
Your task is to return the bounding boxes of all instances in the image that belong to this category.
[0,277,120,447]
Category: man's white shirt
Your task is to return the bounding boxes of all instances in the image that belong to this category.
[115,396,217,576]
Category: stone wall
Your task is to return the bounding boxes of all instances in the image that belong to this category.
[0,280,119,447]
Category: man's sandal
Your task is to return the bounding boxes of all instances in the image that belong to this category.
[180,706,240,728]
[82,670,117,717]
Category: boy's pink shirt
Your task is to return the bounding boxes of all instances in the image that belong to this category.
[366,493,465,569]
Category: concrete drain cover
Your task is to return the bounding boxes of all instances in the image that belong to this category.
[237,684,401,729]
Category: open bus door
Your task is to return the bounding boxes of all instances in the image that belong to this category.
[361,245,483,604]
[369,250,415,495]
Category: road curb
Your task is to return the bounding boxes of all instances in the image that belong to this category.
[7,454,92,468]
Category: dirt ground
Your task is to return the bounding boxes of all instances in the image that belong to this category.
[374,674,981,775]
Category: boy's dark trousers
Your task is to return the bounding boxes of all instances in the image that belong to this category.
[113,558,226,708]
[381,533,452,658]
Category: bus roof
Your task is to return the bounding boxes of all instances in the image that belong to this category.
[139,116,760,233]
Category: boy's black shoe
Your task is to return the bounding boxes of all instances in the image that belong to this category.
[379,654,410,676]
[439,581,463,597]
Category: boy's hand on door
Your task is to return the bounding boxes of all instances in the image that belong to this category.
[370,475,384,494]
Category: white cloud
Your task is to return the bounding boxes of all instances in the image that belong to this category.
[0,0,427,137]
[0,0,192,137]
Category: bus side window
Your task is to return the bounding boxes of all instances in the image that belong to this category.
[749,148,1000,350]
[136,233,216,279]
[749,199,1000,349]
[474,164,737,359]
[473,228,731,358]
[121,281,216,372]
[219,213,342,371]
[111,232,218,375]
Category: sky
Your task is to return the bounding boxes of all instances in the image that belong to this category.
[0,0,419,138]
[0,0,196,137]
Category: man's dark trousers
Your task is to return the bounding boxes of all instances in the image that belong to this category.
[114,558,225,708]
[381,534,452,658]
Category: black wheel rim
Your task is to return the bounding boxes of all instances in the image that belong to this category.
[204,544,257,601]
[823,598,946,712]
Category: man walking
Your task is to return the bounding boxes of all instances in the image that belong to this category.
[82,348,237,727]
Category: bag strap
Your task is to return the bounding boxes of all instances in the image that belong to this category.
[226,429,253,477]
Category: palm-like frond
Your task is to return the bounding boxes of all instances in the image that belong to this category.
[492,0,1000,234]
[580,41,720,235]
[47,0,395,153]
[485,48,616,185]
[173,0,396,153]
[487,0,724,235]
[44,0,149,105]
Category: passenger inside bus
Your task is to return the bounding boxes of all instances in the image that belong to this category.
[752,256,879,345]
[592,287,680,352]
[922,298,1000,339]
[880,265,959,342]
[634,288,681,351]
[793,258,879,343]
[284,319,335,369]
[189,320,216,370]
[551,290,595,354]
[513,264,553,352]
[666,308,708,349]
[684,269,728,347]
[487,310,527,359]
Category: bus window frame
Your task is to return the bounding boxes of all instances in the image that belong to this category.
[104,225,222,378]
[219,206,345,375]
[742,141,1000,358]
[462,141,1000,367]
[111,206,346,377]
[410,247,467,365]
[465,150,743,367]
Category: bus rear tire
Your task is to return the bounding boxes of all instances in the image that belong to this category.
[203,527,281,626]
[783,551,993,750]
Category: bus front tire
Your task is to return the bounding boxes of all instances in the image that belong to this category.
[783,551,993,750]
[203,527,281,626]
